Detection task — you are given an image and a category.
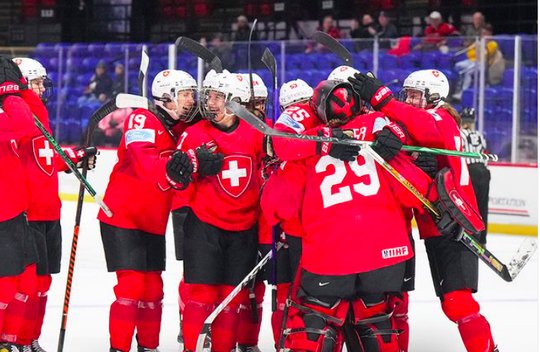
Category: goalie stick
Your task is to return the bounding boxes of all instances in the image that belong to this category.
[175,36,223,73]
[225,101,498,161]
[364,146,537,282]
[57,96,124,352]
[195,243,284,352]
[225,101,535,281]
[312,30,353,65]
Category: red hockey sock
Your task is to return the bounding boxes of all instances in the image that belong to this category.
[110,298,139,352]
[237,282,265,346]
[136,301,162,349]
[0,276,18,335]
[1,293,29,343]
[458,314,496,352]
[271,283,290,346]
[182,284,219,351]
[212,305,240,352]
[13,295,38,345]
[32,295,48,340]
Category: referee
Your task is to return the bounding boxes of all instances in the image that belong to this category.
[460,108,491,244]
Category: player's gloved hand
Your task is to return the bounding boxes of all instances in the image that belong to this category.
[434,207,464,241]
[413,152,438,178]
[261,155,281,181]
[348,72,392,110]
[63,146,98,173]
[187,141,224,177]
[371,122,407,161]
[317,127,360,162]
[0,56,27,94]
[166,150,194,190]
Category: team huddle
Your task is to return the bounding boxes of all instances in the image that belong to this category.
[0,51,497,352]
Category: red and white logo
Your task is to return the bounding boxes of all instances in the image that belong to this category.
[217,155,252,198]
[32,136,54,176]
[450,190,471,216]
[432,70,440,77]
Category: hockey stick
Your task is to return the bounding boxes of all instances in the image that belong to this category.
[311,31,353,65]
[247,19,258,106]
[225,101,498,161]
[57,97,123,352]
[195,243,284,352]
[260,47,280,312]
[175,36,223,73]
[138,46,149,97]
[364,146,537,282]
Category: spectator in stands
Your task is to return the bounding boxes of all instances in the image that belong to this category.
[377,11,399,49]
[306,14,341,53]
[231,15,258,42]
[111,62,125,98]
[452,24,504,101]
[414,11,459,51]
[78,60,113,105]
[350,15,378,50]
[462,11,486,46]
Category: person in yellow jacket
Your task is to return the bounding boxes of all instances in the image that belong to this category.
[452,24,504,101]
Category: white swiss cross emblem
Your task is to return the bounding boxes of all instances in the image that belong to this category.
[217,155,253,198]
[32,136,54,176]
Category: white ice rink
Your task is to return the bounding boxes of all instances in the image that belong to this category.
[35,201,538,352]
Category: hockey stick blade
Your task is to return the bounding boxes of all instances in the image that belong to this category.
[176,36,223,73]
[311,31,353,65]
[507,237,538,281]
[261,48,277,77]
[138,47,149,97]
[115,93,150,110]
[227,101,498,161]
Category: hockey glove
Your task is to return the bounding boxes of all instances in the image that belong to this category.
[413,152,438,179]
[371,122,407,162]
[0,56,27,95]
[186,141,224,177]
[348,72,392,110]
[63,146,98,172]
[166,150,194,190]
[317,127,360,162]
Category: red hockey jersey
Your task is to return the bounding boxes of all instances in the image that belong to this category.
[278,112,433,275]
[178,118,264,231]
[0,95,35,222]
[98,108,181,235]
[380,100,478,238]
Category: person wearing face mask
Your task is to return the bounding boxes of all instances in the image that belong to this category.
[98,69,199,352]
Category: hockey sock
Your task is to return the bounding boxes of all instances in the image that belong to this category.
[212,305,240,352]
[0,276,18,337]
[182,284,219,351]
[136,272,163,349]
[237,282,265,346]
[109,297,139,351]
[13,295,37,345]
[33,294,48,340]
[271,283,290,346]
[442,290,495,352]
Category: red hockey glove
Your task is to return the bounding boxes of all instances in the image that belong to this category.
[348,72,392,110]
[317,127,360,162]
[372,122,407,161]
[433,168,485,240]
[0,56,27,96]
[166,150,194,190]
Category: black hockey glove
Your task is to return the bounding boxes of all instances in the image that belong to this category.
[0,56,27,92]
[317,127,360,162]
[413,152,438,179]
[190,142,224,177]
[434,208,464,240]
[64,146,98,173]
[371,122,407,162]
[166,150,194,190]
[348,72,393,110]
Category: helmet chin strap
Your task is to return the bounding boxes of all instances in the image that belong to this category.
[155,103,180,127]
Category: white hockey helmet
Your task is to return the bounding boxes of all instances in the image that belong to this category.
[327,65,360,82]
[241,73,268,100]
[279,79,314,110]
[151,69,198,122]
[400,69,450,109]
[13,57,53,99]
[200,71,250,120]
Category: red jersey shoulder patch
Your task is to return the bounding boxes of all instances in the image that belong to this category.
[217,155,253,198]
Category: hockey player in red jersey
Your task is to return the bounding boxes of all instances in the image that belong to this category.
[0,56,39,352]
[9,57,97,352]
[349,69,497,352]
[98,69,199,352]
[174,71,265,352]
